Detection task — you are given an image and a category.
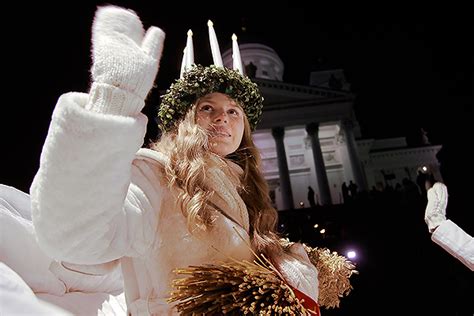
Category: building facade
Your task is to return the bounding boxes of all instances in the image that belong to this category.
[222,44,441,210]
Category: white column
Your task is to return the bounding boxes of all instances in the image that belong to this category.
[306,123,332,205]
[341,120,367,190]
[271,127,294,210]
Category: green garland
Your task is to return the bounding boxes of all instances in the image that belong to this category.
[158,65,264,132]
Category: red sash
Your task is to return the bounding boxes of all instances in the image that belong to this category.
[291,286,321,316]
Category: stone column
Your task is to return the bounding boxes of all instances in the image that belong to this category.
[306,123,332,205]
[271,127,294,210]
[341,120,367,190]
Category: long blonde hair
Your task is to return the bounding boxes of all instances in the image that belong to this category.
[152,101,282,255]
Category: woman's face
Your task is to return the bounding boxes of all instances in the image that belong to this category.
[196,92,245,156]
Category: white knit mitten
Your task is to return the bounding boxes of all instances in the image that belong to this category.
[85,6,165,116]
[272,243,319,302]
[424,182,448,233]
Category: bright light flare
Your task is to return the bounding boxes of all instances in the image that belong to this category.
[347,250,356,259]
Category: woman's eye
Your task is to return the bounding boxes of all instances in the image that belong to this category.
[200,105,212,111]
[228,109,239,116]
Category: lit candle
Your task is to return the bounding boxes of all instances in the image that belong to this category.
[232,33,243,75]
[185,29,194,70]
[207,20,223,67]
[179,30,194,78]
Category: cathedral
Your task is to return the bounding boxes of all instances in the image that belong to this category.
[222,43,442,210]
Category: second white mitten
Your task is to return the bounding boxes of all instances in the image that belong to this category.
[424,182,448,233]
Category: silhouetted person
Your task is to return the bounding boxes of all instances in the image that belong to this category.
[416,170,428,200]
[381,170,395,187]
[307,186,316,208]
[341,182,349,203]
[245,62,257,78]
[348,180,358,199]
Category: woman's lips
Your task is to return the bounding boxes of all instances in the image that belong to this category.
[208,129,231,137]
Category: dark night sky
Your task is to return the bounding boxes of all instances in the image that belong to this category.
[2,2,473,192]
[1,3,473,313]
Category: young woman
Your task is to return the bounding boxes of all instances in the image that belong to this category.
[26,5,319,315]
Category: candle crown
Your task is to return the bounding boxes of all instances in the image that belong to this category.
[159,21,264,132]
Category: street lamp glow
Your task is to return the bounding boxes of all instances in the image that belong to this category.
[347,250,356,259]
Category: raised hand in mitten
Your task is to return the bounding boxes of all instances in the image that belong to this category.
[424,182,448,233]
[85,6,165,116]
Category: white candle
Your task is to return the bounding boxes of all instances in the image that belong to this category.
[179,30,194,78]
[207,20,223,67]
[186,29,194,69]
[232,33,243,75]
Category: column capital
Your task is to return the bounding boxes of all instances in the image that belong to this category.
[305,122,319,136]
[271,126,285,139]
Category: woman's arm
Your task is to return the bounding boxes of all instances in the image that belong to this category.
[31,6,165,265]
[431,220,474,271]
[425,182,473,271]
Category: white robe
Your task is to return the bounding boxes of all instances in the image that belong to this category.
[29,92,255,315]
[2,91,318,315]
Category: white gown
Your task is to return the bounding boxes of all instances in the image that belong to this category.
[0,184,127,315]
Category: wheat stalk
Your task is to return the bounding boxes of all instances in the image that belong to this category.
[167,236,357,314]
[167,255,311,315]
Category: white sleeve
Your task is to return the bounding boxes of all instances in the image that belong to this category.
[431,219,474,271]
[31,92,159,264]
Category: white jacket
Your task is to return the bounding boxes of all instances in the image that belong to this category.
[31,92,257,315]
[432,220,474,271]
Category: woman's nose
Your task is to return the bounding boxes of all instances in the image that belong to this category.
[213,111,228,123]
